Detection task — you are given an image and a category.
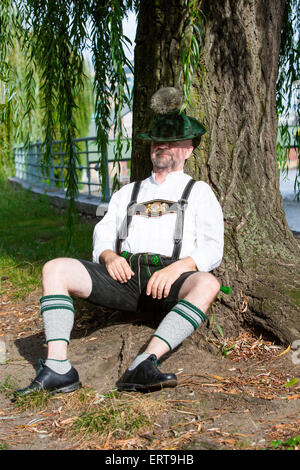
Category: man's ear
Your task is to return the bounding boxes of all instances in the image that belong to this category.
[185,145,194,160]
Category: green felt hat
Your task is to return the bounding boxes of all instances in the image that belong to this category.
[137,87,206,142]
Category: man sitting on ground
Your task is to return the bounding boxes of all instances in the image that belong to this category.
[16,87,224,395]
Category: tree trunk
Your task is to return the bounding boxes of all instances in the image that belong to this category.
[132,0,300,345]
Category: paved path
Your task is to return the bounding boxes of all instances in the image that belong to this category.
[280,169,300,232]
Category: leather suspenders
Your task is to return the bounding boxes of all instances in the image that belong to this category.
[116,180,142,256]
[116,178,196,259]
[172,178,196,259]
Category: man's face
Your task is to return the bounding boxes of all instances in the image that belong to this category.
[150,140,193,172]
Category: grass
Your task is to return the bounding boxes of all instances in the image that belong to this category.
[0,442,10,450]
[63,387,162,443]
[73,401,149,437]
[68,390,167,449]
[0,374,16,398]
[9,384,167,449]
[13,389,51,412]
[0,177,94,299]
[267,435,300,450]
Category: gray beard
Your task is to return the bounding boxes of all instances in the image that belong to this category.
[151,154,175,170]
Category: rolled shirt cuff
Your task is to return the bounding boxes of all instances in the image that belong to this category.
[189,248,223,272]
[92,243,116,263]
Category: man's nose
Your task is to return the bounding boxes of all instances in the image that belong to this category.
[157,142,170,149]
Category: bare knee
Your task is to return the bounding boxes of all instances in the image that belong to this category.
[42,257,92,298]
[179,271,221,309]
[198,272,221,297]
[42,258,69,282]
[187,271,220,292]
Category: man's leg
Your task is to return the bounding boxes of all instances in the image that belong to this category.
[15,258,93,396]
[41,258,93,370]
[144,271,220,358]
[117,272,220,392]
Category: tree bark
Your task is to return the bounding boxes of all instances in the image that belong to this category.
[132,0,300,345]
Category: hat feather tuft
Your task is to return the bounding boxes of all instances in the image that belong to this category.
[150,87,183,114]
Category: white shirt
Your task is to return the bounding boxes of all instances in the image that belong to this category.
[92,171,224,272]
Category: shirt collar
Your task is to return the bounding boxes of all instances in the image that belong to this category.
[150,170,185,185]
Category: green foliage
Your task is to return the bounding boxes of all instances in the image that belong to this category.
[0,177,93,299]
[0,442,10,450]
[276,0,300,197]
[268,435,300,450]
[0,2,94,181]
[1,0,299,235]
[12,1,135,237]
[73,398,150,437]
[90,1,134,197]
[179,0,205,112]
[284,377,299,388]
[14,389,51,412]
[0,1,15,176]
[0,375,16,398]
[21,1,90,239]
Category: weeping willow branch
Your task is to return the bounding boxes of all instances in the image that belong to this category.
[1,0,298,242]
[8,0,136,242]
[0,1,16,175]
[276,0,300,198]
[90,0,134,199]
[109,1,133,193]
[179,0,205,113]
[20,1,89,243]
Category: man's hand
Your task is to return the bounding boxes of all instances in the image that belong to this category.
[146,257,197,300]
[100,250,134,283]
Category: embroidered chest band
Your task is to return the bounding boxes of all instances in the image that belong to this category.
[130,199,179,217]
[116,178,196,259]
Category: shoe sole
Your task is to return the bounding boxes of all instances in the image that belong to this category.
[117,379,177,393]
[50,381,82,395]
[14,381,82,399]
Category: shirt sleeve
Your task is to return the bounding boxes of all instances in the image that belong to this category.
[92,190,122,263]
[189,182,224,272]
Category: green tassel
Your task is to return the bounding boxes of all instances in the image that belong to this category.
[220,285,231,294]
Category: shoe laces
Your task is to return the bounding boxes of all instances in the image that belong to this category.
[150,355,159,367]
[36,358,45,374]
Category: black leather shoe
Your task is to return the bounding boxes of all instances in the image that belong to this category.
[14,361,82,397]
[117,354,177,392]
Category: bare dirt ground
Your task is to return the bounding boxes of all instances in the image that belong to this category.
[1,282,300,451]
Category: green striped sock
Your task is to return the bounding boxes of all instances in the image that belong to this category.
[40,295,75,345]
[153,299,206,351]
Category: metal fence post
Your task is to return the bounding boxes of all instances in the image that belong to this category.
[86,139,91,197]
[59,143,65,192]
[36,139,42,183]
[13,146,17,178]
[49,142,55,188]
[26,141,33,184]
[103,145,110,202]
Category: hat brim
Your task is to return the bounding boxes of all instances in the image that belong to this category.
[137,131,205,142]
[137,112,206,142]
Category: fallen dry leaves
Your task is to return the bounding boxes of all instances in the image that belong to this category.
[178,331,300,401]
[178,369,300,401]
[0,292,42,338]
[208,330,283,362]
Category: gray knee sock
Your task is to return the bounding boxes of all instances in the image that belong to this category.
[153,299,206,351]
[128,353,151,370]
[40,295,75,345]
[128,300,206,370]
[45,358,72,374]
